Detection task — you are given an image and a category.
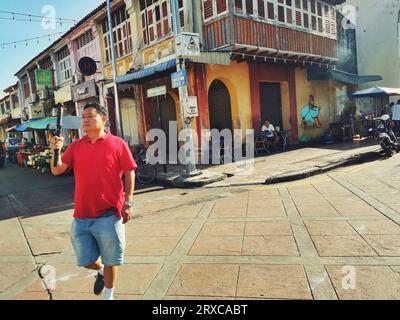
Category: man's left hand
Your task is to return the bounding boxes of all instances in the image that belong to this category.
[122,206,133,224]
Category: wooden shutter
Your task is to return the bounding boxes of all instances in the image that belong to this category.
[246,0,254,15]
[203,0,214,20]
[216,0,227,13]
[235,0,243,13]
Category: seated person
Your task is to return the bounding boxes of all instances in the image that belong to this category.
[261,119,280,146]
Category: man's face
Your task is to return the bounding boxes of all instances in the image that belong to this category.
[82,107,106,133]
[264,120,270,127]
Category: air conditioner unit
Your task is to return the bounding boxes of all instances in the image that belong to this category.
[72,74,84,85]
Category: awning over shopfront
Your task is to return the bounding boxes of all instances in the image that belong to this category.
[307,67,382,85]
[115,59,176,84]
[351,87,400,97]
[48,116,82,130]
[11,116,82,132]
[330,69,383,85]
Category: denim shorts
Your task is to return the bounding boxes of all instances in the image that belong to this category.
[70,210,126,267]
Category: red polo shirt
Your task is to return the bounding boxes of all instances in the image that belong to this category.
[62,132,137,219]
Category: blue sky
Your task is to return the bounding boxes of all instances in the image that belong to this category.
[0,0,104,96]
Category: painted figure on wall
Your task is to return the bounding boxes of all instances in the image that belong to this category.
[300,95,322,128]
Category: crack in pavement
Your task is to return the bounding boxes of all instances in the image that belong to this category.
[6,194,53,300]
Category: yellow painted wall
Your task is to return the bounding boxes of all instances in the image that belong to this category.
[103,55,134,80]
[295,68,334,142]
[205,61,252,135]
[142,37,175,66]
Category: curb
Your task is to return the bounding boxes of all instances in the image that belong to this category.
[264,150,380,185]
[155,149,381,189]
[157,173,227,188]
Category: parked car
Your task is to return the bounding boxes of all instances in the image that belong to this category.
[0,140,5,168]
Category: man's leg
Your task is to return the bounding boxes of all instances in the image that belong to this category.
[104,266,118,289]
[84,258,103,271]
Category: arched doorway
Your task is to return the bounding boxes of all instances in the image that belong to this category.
[208,80,233,131]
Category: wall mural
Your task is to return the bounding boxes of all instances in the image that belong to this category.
[300,95,322,128]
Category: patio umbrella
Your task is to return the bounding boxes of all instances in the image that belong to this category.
[351,87,400,97]
[48,116,82,130]
[26,117,57,129]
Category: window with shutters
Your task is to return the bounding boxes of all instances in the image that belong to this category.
[203,0,228,22]
[76,30,95,49]
[22,76,30,99]
[141,0,183,45]
[56,46,72,84]
[102,5,132,62]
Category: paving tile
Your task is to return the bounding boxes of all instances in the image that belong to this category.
[349,220,400,235]
[126,223,190,237]
[188,236,243,256]
[0,263,36,292]
[292,197,329,206]
[13,291,50,300]
[114,295,142,300]
[248,190,280,198]
[296,205,340,217]
[116,264,163,295]
[326,266,400,300]
[242,236,299,256]
[0,237,32,256]
[246,206,287,218]
[22,224,70,239]
[213,200,248,209]
[288,187,320,196]
[52,292,102,300]
[167,264,239,297]
[28,237,72,256]
[311,235,377,257]
[363,235,400,256]
[199,222,245,237]
[209,207,247,219]
[245,221,292,236]
[247,199,283,207]
[236,265,312,299]
[334,206,382,217]
[304,221,357,236]
[125,237,181,256]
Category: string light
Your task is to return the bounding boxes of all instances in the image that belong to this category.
[0,10,76,24]
[0,31,64,49]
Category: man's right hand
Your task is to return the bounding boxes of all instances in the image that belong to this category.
[50,136,64,152]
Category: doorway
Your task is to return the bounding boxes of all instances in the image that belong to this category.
[260,82,283,129]
[208,80,233,131]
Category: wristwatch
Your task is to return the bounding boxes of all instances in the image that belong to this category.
[124,200,133,208]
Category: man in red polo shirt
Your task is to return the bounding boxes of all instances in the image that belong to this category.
[50,102,137,300]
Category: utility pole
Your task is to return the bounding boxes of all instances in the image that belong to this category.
[170,0,199,176]
[106,0,123,138]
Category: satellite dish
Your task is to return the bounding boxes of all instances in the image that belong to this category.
[22,107,30,121]
[78,56,97,76]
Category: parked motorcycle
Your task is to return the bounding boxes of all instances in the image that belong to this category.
[369,114,400,157]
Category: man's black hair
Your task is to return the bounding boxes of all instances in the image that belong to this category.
[83,102,108,117]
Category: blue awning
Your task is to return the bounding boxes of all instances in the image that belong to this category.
[13,119,40,132]
[115,59,177,84]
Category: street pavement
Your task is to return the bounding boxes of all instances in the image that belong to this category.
[1,148,400,300]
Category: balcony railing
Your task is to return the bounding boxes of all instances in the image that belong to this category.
[203,13,338,61]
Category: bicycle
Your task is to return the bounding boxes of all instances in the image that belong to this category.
[132,144,157,185]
